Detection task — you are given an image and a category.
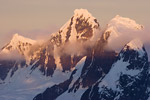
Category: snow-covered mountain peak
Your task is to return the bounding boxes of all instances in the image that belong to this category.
[73,8,99,30]
[112,15,143,30]
[1,33,36,58]
[53,9,100,45]
[104,15,143,43]
[74,9,93,20]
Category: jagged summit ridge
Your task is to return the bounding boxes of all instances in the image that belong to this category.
[74,9,92,17]
[52,9,100,45]
[73,9,99,28]
[10,33,36,45]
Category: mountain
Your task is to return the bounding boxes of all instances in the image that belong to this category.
[28,8,100,77]
[0,34,36,81]
[33,20,117,100]
[33,9,119,100]
[0,9,101,100]
[81,39,150,100]
[53,16,145,100]
[33,14,145,100]
[0,9,149,100]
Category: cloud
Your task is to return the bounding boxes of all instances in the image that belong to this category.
[107,25,150,60]
[0,50,25,61]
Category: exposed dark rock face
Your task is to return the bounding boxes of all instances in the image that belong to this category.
[75,15,93,40]
[65,16,74,42]
[0,60,26,81]
[29,43,57,76]
[0,60,16,80]
[60,54,83,72]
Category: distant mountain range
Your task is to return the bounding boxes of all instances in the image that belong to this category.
[0,9,149,100]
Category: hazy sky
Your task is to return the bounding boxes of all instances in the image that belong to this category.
[0,0,150,48]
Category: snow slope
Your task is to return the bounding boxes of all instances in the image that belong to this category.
[0,64,72,100]
[56,57,87,100]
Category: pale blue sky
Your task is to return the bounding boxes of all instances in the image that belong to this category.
[0,0,150,47]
